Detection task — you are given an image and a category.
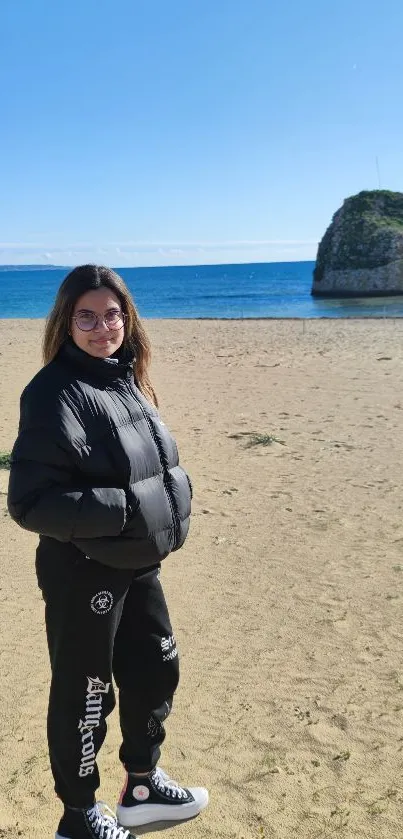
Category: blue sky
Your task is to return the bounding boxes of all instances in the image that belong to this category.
[0,0,402,267]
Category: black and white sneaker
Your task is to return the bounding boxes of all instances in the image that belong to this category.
[116,766,209,827]
[56,802,133,839]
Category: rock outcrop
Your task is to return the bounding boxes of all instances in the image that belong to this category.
[312,190,403,297]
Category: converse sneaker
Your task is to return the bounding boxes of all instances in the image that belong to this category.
[56,802,133,839]
[116,766,209,827]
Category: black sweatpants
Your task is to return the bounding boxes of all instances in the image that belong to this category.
[36,538,180,808]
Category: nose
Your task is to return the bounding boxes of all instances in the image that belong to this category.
[93,316,110,333]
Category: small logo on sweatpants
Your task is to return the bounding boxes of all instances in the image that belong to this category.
[161,634,178,662]
[91,590,113,614]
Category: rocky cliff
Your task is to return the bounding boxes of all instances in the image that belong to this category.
[312,190,403,297]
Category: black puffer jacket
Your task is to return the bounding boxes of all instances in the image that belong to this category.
[7,340,192,570]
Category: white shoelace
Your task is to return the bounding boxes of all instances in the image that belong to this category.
[152,767,188,800]
[87,803,131,839]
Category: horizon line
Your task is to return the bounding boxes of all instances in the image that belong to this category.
[0,258,316,270]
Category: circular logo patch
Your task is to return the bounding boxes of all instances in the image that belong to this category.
[132,785,150,801]
[90,590,113,615]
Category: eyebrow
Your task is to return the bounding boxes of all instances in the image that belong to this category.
[75,307,121,314]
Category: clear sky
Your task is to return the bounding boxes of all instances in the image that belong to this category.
[1,0,402,267]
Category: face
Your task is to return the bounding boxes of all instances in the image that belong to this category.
[71,287,125,358]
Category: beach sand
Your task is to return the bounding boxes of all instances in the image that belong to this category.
[1,317,403,838]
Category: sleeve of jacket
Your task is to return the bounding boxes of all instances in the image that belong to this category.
[7,386,127,541]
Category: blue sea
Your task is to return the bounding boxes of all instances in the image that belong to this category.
[1,262,403,319]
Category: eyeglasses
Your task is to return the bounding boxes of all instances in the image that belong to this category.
[72,309,127,332]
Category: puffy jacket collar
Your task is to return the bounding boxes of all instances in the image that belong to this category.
[59,339,135,380]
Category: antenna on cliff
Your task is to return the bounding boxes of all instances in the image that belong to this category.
[376,156,381,189]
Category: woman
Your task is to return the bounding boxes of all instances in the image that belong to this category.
[7,265,208,839]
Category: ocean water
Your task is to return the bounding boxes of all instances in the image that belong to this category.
[1,262,403,319]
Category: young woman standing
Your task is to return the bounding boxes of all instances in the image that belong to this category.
[8,264,208,839]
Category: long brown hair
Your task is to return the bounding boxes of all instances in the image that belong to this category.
[43,264,158,406]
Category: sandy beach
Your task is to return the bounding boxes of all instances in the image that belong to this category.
[1,317,403,839]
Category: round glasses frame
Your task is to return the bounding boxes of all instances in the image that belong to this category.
[72,311,127,332]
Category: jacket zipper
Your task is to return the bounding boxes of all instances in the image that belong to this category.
[125,380,181,547]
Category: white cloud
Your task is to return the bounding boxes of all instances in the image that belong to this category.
[0,238,318,267]
[0,238,318,252]
[107,239,318,251]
